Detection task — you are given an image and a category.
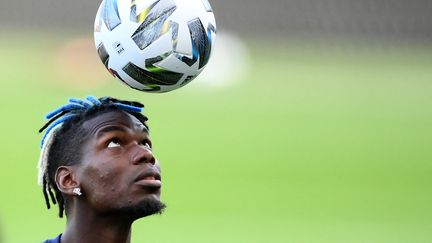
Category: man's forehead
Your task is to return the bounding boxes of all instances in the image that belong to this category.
[82,110,148,133]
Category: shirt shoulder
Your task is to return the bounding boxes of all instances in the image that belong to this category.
[43,234,62,243]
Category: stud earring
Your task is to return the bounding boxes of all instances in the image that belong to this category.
[73,188,82,196]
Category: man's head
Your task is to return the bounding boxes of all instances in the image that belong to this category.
[38,96,165,219]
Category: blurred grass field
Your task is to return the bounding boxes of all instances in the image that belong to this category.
[0,31,432,243]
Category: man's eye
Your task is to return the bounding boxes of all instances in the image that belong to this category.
[107,138,121,148]
[141,141,152,150]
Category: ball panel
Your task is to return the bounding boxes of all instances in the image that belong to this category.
[156,52,195,74]
[131,1,177,50]
[101,0,122,31]
[187,18,211,69]
[200,0,213,12]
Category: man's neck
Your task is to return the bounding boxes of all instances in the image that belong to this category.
[60,208,134,243]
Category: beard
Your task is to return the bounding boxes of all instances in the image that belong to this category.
[116,197,166,220]
[133,198,166,218]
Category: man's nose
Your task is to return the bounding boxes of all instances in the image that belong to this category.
[130,144,155,165]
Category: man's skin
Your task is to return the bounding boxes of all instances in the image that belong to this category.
[54,110,162,243]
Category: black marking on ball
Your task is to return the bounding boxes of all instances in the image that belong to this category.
[122,62,182,86]
[97,43,110,68]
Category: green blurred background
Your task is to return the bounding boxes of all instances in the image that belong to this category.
[1,0,432,242]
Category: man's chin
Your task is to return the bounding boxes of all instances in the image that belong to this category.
[128,197,166,219]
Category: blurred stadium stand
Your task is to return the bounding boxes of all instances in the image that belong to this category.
[0,0,431,41]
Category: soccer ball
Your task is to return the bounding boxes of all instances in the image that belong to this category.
[94,0,216,93]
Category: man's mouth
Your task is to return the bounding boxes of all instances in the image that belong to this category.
[134,171,162,188]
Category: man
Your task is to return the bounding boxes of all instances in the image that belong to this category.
[38,96,165,243]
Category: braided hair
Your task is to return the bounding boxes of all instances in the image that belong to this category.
[38,96,149,218]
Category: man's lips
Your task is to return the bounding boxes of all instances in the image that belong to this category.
[134,171,162,188]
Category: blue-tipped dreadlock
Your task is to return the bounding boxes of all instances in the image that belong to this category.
[40,96,144,148]
[38,96,148,218]
[40,114,75,148]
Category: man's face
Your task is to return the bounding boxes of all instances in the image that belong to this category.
[76,110,164,218]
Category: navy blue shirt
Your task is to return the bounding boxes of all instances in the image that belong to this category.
[43,234,61,243]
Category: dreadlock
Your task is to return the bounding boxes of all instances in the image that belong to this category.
[38,96,149,218]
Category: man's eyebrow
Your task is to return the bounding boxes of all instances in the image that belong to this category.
[95,125,128,138]
[95,125,149,138]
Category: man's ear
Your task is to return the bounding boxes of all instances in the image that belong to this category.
[55,166,80,196]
